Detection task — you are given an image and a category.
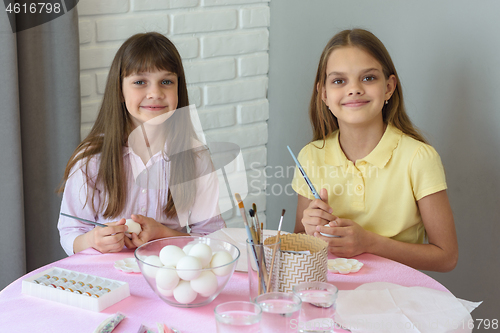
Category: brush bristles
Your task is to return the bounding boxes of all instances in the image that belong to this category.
[278,209,286,232]
[249,209,254,217]
[234,193,244,208]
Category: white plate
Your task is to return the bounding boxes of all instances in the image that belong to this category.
[114,258,141,273]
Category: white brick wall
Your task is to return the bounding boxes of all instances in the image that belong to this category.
[172,9,237,34]
[77,0,270,227]
[240,6,270,28]
[201,30,269,58]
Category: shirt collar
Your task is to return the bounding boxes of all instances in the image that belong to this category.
[324,131,346,168]
[324,124,402,169]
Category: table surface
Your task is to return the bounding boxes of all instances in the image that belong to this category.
[0,245,448,333]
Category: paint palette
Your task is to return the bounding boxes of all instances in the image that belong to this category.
[22,267,129,312]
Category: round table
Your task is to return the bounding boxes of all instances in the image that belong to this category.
[0,248,448,332]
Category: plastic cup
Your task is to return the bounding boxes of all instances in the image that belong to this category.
[292,282,338,332]
[255,292,302,333]
[214,301,262,333]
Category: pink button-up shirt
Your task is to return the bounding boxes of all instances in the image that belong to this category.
[58,146,225,256]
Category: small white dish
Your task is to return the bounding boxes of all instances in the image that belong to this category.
[328,258,363,274]
[114,258,140,273]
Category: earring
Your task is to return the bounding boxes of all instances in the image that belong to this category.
[385,100,389,105]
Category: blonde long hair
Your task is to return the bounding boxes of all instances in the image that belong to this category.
[59,32,198,219]
[310,28,426,144]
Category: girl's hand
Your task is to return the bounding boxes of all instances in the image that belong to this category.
[314,218,373,257]
[301,188,337,235]
[86,219,129,253]
[128,214,189,247]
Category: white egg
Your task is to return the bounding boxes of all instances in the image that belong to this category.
[125,219,142,234]
[190,271,218,297]
[157,285,174,297]
[188,243,213,268]
[176,256,202,281]
[155,267,179,290]
[143,255,163,278]
[159,245,186,267]
[182,243,195,255]
[210,251,234,276]
[173,280,198,304]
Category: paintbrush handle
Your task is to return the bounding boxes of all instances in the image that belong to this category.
[266,231,281,293]
[287,146,321,200]
[260,222,264,246]
[249,225,258,246]
[60,213,108,228]
[245,225,267,292]
[254,217,261,244]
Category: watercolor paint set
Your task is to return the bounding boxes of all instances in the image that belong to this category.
[22,267,130,312]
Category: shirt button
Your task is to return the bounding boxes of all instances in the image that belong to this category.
[356,185,363,191]
[141,207,146,212]
[142,189,147,193]
[359,161,366,165]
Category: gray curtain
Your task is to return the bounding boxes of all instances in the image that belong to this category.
[0,5,80,289]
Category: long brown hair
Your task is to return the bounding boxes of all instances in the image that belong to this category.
[310,28,426,144]
[59,32,197,219]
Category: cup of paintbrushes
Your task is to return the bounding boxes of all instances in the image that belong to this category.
[246,237,281,302]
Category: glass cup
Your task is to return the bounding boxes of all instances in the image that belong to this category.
[247,237,281,301]
[215,301,262,333]
[255,292,302,333]
[292,282,338,332]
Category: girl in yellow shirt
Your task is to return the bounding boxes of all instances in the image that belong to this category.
[292,29,458,272]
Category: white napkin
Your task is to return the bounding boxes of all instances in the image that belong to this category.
[207,228,288,272]
[335,282,482,333]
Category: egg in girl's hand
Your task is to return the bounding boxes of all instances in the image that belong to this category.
[159,245,186,267]
[173,280,198,304]
[156,267,179,290]
[190,271,218,297]
[125,219,142,234]
[188,243,212,268]
[143,255,163,278]
[210,251,233,276]
[175,256,202,280]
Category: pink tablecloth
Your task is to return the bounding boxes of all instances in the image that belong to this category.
[0,249,448,333]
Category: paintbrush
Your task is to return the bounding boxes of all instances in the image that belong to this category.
[287,146,321,199]
[234,193,267,292]
[249,209,259,244]
[267,209,285,293]
[60,213,133,234]
[252,203,262,244]
[60,213,107,228]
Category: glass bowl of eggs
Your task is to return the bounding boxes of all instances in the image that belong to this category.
[135,236,240,308]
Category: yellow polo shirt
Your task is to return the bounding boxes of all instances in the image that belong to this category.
[291,125,447,244]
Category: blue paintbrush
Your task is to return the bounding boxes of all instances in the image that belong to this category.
[287,146,321,199]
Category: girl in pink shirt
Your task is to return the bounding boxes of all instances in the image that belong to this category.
[57,32,225,256]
